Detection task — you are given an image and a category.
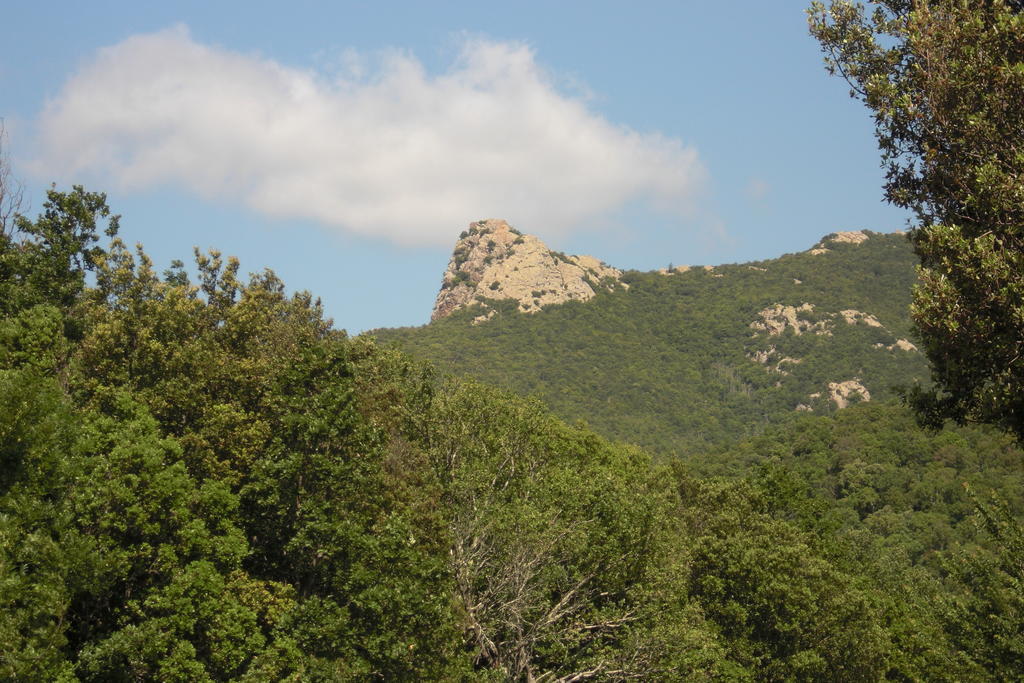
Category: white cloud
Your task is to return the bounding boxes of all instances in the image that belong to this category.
[31,25,705,246]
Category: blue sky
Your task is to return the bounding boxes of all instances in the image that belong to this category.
[2,1,907,333]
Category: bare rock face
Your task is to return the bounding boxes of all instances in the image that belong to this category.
[808,230,871,255]
[747,297,916,414]
[874,338,918,352]
[750,304,910,341]
[827,379,871,409]
[831,230,870,245]
[431,219,623,321]
[746,345,802,375]
[795,380,872,413]
[750,303,831,336]
[839,309,883,328]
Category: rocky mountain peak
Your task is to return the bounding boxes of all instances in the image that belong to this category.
[431,219,623,321]
[808,230,872,255]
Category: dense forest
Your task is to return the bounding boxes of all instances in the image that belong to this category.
[4,0,1024,679]
[2,186,1022,680]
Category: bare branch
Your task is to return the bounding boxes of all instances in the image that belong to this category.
[0,120,26,238]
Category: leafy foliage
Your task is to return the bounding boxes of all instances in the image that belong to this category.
[809,0,1024,438]
[2,187,1023,679]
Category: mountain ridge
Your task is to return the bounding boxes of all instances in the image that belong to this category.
[374,228,929,455]
[432,222,907,323]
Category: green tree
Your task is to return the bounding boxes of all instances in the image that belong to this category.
[808,0,1024,437]
[0,185,117,318]
[676,474,900,680]
[240,340,464,679]
[810,11,1024,673]
[70,232,468,677]
[427,380,726,680]
[940,492,1024,676]
[0,369,82,680]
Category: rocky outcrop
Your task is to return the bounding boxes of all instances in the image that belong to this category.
[839,309,883,327]
[750,303,831,336]
[875,338,918,352]
[747,299,916,410]
[750,305,914,343]
[808,230,871,255]
[747,345,802,375]
[827,379,871,409]
[432,219,623,321]
[794,379,872,412]
[831,230,871,245]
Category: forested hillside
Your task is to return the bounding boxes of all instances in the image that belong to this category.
[6,0,1024,679]
[3,188,1023,680]
[375,231,931,455]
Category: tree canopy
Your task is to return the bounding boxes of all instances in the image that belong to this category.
[809,0,1024,438]
[1,187,1021,678]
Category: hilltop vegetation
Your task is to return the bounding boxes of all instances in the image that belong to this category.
[2,188,1022,680]
[375,231,930,455]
